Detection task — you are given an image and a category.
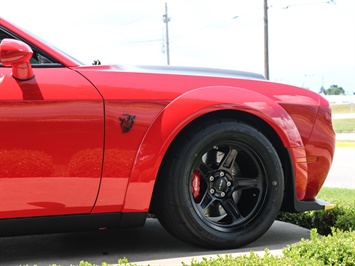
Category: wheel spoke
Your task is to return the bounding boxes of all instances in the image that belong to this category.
[220,198,242,221]
[220,148,238,171]
[237,177,259,190]
[198,190,214,211]
[198,161,212,175]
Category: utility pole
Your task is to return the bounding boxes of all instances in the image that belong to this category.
[264,0,269,80]
[162,2,170,65]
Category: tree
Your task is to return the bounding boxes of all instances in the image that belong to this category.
[325,85,345,95]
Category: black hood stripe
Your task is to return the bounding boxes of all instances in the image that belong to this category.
[114,65,265,80]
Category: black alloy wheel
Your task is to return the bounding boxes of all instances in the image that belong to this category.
[153,120,284,249]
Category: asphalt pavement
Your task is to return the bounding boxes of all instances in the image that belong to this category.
[0,219,309,266]
[324,142,355,189]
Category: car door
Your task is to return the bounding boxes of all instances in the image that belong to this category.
[0,49,104,219]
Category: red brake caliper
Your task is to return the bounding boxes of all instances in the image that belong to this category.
[191,170,201,199]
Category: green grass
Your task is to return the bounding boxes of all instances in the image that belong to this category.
[331,104,355,114]
[317,187,355,204]
[332,118,355,133]
[329,104,355,133]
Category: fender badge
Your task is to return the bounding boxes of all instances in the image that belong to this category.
[119,114,136,133]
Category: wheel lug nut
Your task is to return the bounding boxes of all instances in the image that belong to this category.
[209,176,214,181]
[210,189,215,194]
[227,181,232,187]
[221,192,226,197]
[219,172,224,177]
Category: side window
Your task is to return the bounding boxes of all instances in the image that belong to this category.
[0,30,12,42]
[0,28,54,66]
[0,30,12,67]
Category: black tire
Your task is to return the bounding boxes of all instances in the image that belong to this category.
[153,120,284,249]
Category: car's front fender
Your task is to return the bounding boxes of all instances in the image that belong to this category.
[122,86,306,212]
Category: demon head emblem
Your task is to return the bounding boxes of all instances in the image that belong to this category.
[119,114,136,133]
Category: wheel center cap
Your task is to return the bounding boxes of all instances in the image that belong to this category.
[214,178,227,192]
[208,171,233,198]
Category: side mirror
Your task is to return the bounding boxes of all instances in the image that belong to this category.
[0,38,34,81]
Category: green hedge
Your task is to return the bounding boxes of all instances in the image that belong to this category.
[277,200,355,235]
[185,229,355,266]
[283,229,355,266]
[277,187,355,235]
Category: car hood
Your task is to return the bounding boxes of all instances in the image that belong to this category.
[114,65,266,81]
[74,64,323,108]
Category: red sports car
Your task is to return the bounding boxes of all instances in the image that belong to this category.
[0,17,335,249]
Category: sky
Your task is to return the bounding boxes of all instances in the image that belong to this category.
[1,0,355,94]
